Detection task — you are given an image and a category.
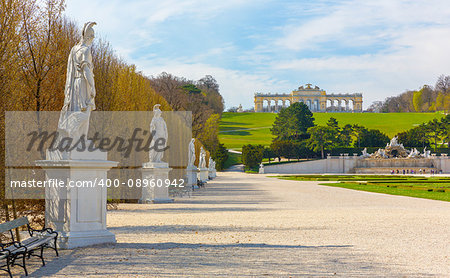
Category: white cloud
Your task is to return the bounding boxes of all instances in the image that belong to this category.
[275,0,450,51]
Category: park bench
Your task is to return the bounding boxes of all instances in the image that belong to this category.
[0,217,58,277]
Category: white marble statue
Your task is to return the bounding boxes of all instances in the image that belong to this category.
[361,148,371,158]
[423,147,431,158]
[199,147,206,168]
[373,148,387,158]
[149,104,168,163]
[259,163,264,174]
[237,104,244,113]
[208,157,214,170]
[188,138,195,167]
[58,22,97,140]
[408,148,420,158]
[389,136,399,147]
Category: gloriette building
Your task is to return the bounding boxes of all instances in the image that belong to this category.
[254,83,363,112]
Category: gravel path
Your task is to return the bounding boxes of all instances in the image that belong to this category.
[23,172,450,277]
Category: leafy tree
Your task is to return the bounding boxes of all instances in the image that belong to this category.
[241,144,264,169]
[359,129,390,147]
[292,142,315,160]
[307,126,335,158]
[150,73,224,142]
[412,90,423,112]
[270,140,284,162]
[326,117,339,129]
[378,77,449,113]
[263,147,275,163]
[198,113,220,152]
[426,118,444,151]
[271,102,314,141]
[339,124,354,147]
[441,115,450,148]
[211,143,228,171]
[352,124,366,148]
[181,84,202,94]
[197,75,224,114]
[326,117,341,146]
[397,126,430,148]
[271,140,304,161]
[435,92,445,111]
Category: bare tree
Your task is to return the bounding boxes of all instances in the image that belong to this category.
[435,75,450,94]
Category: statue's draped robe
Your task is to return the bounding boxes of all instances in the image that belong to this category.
[188,141,195,167]
[58,44,95,137]
[149,115,168,163]
[199,150,206,168]
[48,44,95,160]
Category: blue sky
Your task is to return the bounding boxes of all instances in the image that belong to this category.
[66,0,450,109]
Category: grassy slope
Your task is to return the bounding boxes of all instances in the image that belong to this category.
[219,112,444,150]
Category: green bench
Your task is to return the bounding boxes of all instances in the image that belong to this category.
[0,217,58,277]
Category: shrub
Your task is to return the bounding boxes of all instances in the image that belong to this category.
[241,144,265,169]
[211,143,229,171]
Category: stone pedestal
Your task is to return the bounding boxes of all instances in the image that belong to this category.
[208,168,213,179]
[36,149,117,249]
[186,165,198,189]
[198,167,209,182]
[140,162,174,203]
[211,168,217,178]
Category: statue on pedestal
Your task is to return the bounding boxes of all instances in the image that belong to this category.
[188,138,196,167]
[259,163,264,174]
[38,22,118,249]
[208,157,214,170]
[199,147,206,168]
[149,104,168,163]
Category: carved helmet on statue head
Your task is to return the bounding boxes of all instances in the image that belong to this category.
[82,22,96,42]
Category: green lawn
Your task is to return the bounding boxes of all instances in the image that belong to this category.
[223,152,241,169]
[276,175,450,202]
[219,112,445,150]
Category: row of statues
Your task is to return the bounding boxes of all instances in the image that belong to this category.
[188,139,215,169]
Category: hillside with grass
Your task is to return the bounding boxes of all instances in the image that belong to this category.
[219,112,445,150]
